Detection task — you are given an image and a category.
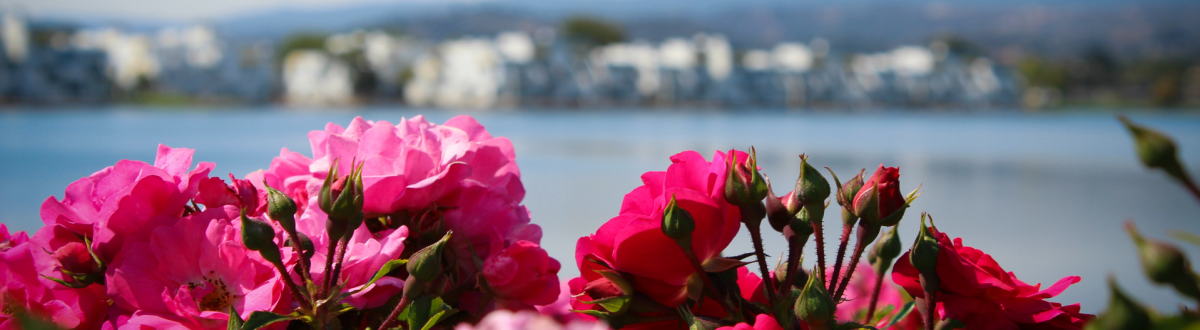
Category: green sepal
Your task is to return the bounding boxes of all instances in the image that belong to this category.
[355,259,407,294]
[880,301,915,330]
[241,311,295,330]
[227,305,244,330]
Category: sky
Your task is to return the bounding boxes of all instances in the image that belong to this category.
[2,0,483,22]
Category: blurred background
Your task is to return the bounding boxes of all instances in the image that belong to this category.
[1,0,1199,318]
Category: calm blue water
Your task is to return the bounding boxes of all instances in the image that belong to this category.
[3,106,1200,314]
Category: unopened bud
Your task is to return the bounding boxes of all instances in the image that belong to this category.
[795,155,830,208]
[788,206,815,241]
[264,185,297,234]
[662,195,696,249]
[319,160,365,224]
[1119,115,1191,183]
[874,227,902,265]
[52,242,100,275]
[724,148,769,208]
[408,231,452,283]
[241,212,283,266]
[837,170,865,210]
[910,213,940,293]
[1085,277,1152,330]
[774,260,807,290]
[795,268,834,330]
[1126,222,1200,299]
[765,188,794,233]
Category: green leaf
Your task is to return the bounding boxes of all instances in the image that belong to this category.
[578,295,631,314]
[405,295,435,330]
[835,322,876,330]
[569,309,611,318]
[228,306,245,330]
[870,304,896,325]
[356,259,407,294]
[242,311,294,330]
[880,301,915,330]
[421,308,460,330]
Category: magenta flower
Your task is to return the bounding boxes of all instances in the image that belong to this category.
[715,314,784,330]
[0,224,108,329]
[483,240,561,309]
[572,150,743,307]
[39,145,214,263]
[827,262,904,327]
[455,310,610,330]
[105,206,291,328]
[254,116,540,277]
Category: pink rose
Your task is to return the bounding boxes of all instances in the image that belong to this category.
[572,150,744,309]
[39,145,213,263]
[455,310,609,330]
[892,229,1092,329]
[716,314,784,330]
[254,116,538,276]
[0,224,108,329]
[483,240,561,309]
[827,262,904,327]
[853,165,904,225]
[105,206,291,328]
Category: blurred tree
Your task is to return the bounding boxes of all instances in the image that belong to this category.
[1017,57,1069,90]
[277,33,328,63]
[1079,45,1118,88]
[563,16,625,46]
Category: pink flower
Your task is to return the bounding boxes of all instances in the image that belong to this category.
[483,240,561,309]
[892,229,1092,330]
[828,263,904,327]
[455,310,609,330]
[735,266,767,305]
[196,174,266,217]
[105,206,290,329]
[716,314,784,330]
[572,150,744,308]
[0,224,108,329]
[253,116,539,277]
[39,145,213,263]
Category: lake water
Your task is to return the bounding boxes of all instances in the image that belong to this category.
[3,106,1200,314]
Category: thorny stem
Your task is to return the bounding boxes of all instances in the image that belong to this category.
[330,236,351,290]
[782,234,805,294]
[812,219,826,284]
[319,238,338,298]
[828,223,854,292]
[834,224,877,305]
[378,296,412,330]
[286,233,311,281]
[1182,177,1200,204]
[748,225,779,305]
[271,260,313,311]
[921,276,938,330]
[864,262,889,324]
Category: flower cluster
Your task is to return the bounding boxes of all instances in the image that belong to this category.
[568,150,1091,330]
[2,116,1094,330]
[1,116,576,330]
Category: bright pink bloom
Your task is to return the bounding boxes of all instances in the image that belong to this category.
[455,310,609,330]
[483,240,561,309]
[39,145,213,263]
[536,281,585,324]
[892,230,1092,330]
[828,263,904,327]
[573,150,744,308]
[106,206,291,329]
[716,314,784,330]
[196,174,266,217]
[735,266,767,305]
[0,224,108,329]
[253,116,539,276]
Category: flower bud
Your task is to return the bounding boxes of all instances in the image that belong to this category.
[787,204,815,241]
[724,148,769,208]
[52,242,100,275]
[854,165,905,227]
[241,212,283,266]
[319,160,365,225]
[774,258,808,290]
[408,231,452,283]
[1085,277,1152,330]
[264,185,297,235]
[765,188,795,233]
[229,175,260,213]
[837,170,865,210]
[909,213,940,294]
[794,155,830,208]
[874,226,902,265]
[794,268,834,330]
[662,194,696,249]
[1119,115,1190,184]
[1126,222,1200,299]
